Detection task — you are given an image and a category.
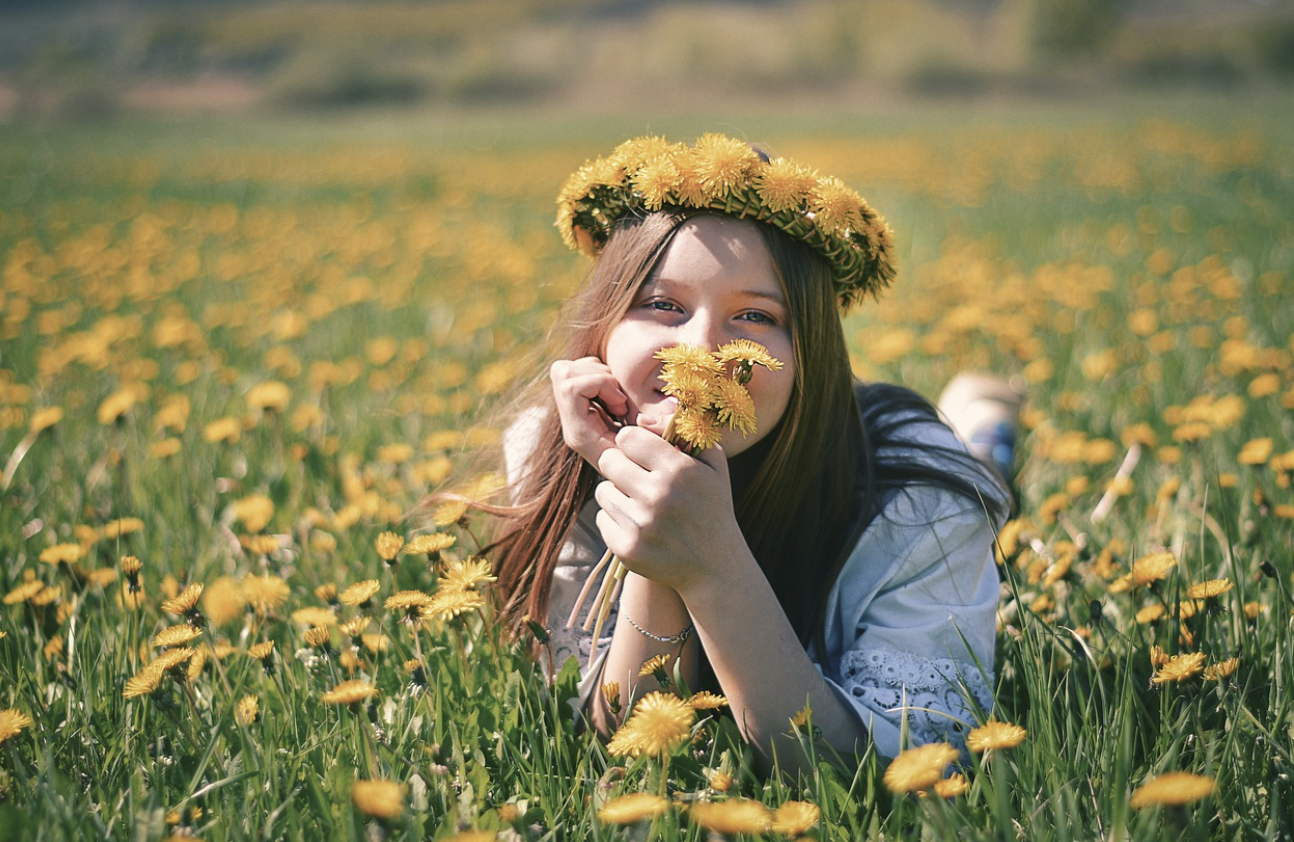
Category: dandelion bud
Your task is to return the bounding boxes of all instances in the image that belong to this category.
[601,681,622,716]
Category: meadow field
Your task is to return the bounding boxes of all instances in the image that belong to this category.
[1,94,1293,840]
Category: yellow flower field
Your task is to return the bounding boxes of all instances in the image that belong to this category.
[0,101,1291,839]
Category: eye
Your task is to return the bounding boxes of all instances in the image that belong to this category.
[736,310,777,326]
[642,298,682,313]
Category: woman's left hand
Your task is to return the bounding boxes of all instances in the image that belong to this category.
[593,425,751,594]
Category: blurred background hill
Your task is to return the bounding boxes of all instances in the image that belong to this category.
[2,0,1292,118]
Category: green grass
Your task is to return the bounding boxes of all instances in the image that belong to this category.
[0,94,1292,839]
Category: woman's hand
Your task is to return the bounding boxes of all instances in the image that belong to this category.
[593,425,749,595]
[550,357,631,469]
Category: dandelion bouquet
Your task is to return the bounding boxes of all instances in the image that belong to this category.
[567,339,783,661]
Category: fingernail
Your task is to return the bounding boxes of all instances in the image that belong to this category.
[636,414,657,427]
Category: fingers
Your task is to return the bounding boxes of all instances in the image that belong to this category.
[550,358,629,419]
[550,358,628,465]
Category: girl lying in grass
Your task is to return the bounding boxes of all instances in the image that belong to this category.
[484,135,1012,776]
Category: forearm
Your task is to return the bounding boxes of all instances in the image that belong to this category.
[683,567,869,778]
[590,572,699,735]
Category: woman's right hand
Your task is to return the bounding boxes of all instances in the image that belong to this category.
[550,357,630,468]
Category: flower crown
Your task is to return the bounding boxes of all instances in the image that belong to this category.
[555,133,897,310]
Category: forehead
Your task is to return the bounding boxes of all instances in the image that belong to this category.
[650,216,777,287]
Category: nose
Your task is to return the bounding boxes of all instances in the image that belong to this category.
[676,311,726,349]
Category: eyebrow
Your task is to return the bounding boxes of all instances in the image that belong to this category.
[641,277,787,307]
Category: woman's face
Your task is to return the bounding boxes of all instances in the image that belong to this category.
[603,215,796,456]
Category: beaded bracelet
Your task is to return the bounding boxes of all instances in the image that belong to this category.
[625,616,695,645]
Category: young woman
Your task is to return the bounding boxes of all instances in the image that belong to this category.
[487,135,1011,775]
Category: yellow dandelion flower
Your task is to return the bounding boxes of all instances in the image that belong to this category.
[712,377,757,437]
[655,343,723,374]
[123,666,165,699]
[1204,657,1239,681]
[0,709,34,744]
[385,590,434,625]
[687,691,729,710]
[242,574,290,613]
[715,338,784,373]
[4,580,46,605]
[1152,651,1206,684]
[322,679,378,706]
[39,543,84,566]
[1238,437,1273,466]
[361,633,389,653]
[426,589,485,622]
[883,742,960,794]
[1150,645,1170,669]
[203,576,246,626]
[203,416,242,444]
[632,154,680,211]
[185,647,207,682]
[153,625,203,649]
[87,567,117,587]
[303,627,332,649]
[290,606,337,627]
[30,585,61,608]
[1136,604,1166,624]
[102,517,144,539]
[339,616,369,639]
[404,533,456,557]
[689,798,773,836]
[246,381,291,413]
[771,800,820,835]
[154,395,190,433]
[1129,771,1215,808]
[375,444,414,465]
[338,579,381,607]
[433,499,469,528]
[659,367,715,411]
[1185,578,1233,599]
[966,720,1028,752]
[351,778,405,820]
[614,692,695,758]
[754,157,818,213]
[597,792,670,825]
[934,774,969,799]
[810,176,865,233]
[1172,421,1212,443]
[1130,552,1177,588]
[97,389,136,425]
[29,406,63,433]
[152,648,195,673]
[670,151,708,207]
[672,408,723,451]
[231,494,275,533]
[639,653,670,678]
[247,640,275,662]
[375,531,404,562]
[692,133,760,200]
[601,681,622,715]
[440,556,497,592]
[161,583,204,616]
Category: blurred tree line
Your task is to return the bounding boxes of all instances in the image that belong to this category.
[1,0,1291,115]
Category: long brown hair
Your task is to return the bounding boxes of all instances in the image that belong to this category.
[488,209,867,644]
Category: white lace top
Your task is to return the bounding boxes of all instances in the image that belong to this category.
[506,409,1004,759]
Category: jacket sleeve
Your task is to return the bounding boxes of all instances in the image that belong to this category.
[817,483,1001,759]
